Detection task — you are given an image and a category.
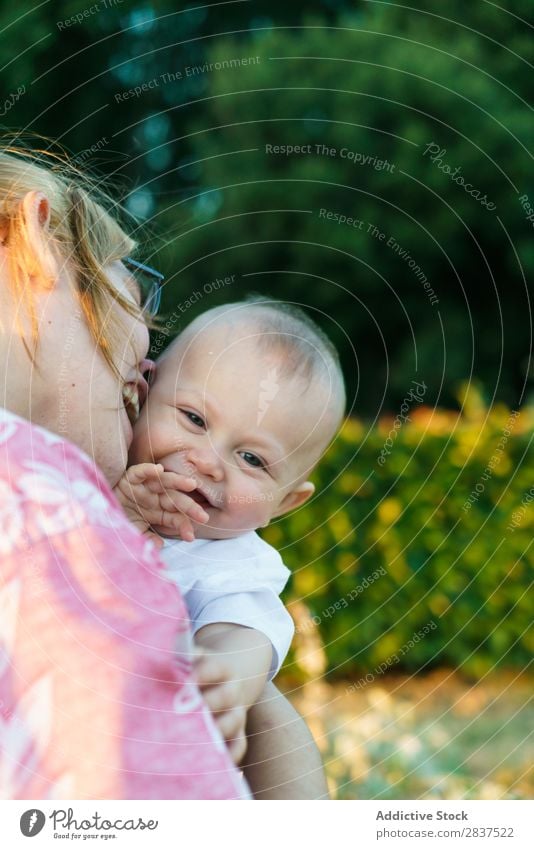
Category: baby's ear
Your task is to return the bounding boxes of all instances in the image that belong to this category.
[271,481,315,519]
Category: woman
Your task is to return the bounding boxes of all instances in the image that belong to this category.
[0,146,245,799]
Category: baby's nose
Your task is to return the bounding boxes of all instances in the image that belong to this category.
[187,446,224,481]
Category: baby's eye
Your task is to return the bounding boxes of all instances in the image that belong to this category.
[239,451,266,470]
[181,409,206,428]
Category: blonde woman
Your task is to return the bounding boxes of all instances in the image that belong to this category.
[0,145,245,799]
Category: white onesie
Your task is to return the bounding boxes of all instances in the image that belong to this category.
[160,531,294,679]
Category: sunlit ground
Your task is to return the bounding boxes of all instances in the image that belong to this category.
[283,669,533,800]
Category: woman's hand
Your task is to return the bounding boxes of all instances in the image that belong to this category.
[114,462,209,543]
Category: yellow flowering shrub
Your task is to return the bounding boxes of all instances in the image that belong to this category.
[263,397,534,680]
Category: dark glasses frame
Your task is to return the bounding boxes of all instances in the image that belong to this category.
[123,257,164,317]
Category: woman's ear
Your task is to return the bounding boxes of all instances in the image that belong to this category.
[22,191,51,232]
[271,481,315,519]
[20,191,56,284]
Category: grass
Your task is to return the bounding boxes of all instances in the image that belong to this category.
[283,668,534,800]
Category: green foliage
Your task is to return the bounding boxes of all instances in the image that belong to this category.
[263,393,534,680]
[159,2,533,414]
[1,1,531,414]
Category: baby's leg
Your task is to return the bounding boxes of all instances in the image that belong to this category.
[243,682,329,799]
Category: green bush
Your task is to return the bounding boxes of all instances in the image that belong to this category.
[264,391,534,680]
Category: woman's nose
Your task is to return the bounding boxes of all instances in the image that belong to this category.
[138,359,156,410]
[140,358,156,383]
[187,446,224,481]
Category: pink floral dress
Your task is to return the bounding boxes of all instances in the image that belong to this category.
[0,408,246,799]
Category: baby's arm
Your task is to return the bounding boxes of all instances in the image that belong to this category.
[243,682,330,799]
[195,630,329,797]
[194,623,272,764]
[114,462,209,542]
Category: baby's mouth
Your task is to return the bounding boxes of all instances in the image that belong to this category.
[189,488,213,510]
[122,383,140,425]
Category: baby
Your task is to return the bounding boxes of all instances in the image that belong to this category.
[115,296,346,764]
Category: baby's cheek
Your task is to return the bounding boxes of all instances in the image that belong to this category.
[225,492,274,529]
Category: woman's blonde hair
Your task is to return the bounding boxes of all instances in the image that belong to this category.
[0,143,147,375]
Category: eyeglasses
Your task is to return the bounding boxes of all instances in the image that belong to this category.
[123,257,164,317]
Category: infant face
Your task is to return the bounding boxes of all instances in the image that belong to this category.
[129,326,331,539]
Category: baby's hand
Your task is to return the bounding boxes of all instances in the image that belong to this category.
[114,463,209,544]
[193,649,248,765]
[192,624,272,765]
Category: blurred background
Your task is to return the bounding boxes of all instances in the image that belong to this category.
[1,0,532,799]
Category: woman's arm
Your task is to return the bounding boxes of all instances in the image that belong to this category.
[243,682,330,799]
[0,418,245,799]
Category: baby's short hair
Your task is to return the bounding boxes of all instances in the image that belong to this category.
[180,295,346,431]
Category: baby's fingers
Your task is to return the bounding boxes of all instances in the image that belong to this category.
[124,463,165,485]
[158,471,199,493]
[144,471,198,495]
[158,511,196,542]
[227,732,247,765]
[194,653,230,689]
[159,491,209,523]
[145,530,164,549]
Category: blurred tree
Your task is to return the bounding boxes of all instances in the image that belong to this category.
[0,0,531,414]
[155,1,533,415]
